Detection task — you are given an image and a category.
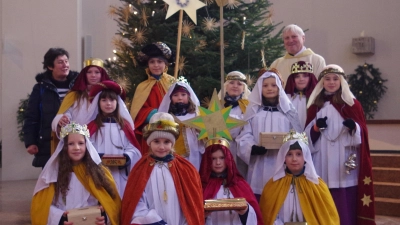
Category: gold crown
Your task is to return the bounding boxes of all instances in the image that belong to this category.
[291,61,313,74]
[142,119,180,139]
[60,122,90,139]
[318,67,346,80]
[283,129,308,145]
[84,58,104,68]
[205,137,230,148]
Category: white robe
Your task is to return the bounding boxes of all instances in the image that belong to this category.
[236,109,293,194]
[48,173,99,225]
[287,94,307,131]
[131,162,187,225]
[91,122,142,196]
[273,184,304,225]
[176,113,205,171]
[228,106,248,178]
[205,186,257,225]
[305,101,361,188]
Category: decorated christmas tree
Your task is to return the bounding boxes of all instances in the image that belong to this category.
[106,0,284,102]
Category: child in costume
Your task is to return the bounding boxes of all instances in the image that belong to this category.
[158,80,204,170]
[260,130,339,225]
[52,58,110,131]
[87,80,142,197]
[121,112,204,225]
[305,64,375,225]
[236,69,302,198]
[130,42,176,155]
[200,137,263,225]
[31,122,121,225]
[218,71,251,177]
[284,61,317,130]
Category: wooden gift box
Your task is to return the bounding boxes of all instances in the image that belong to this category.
[204,198,247,211]
[259,132,286,150]
[68,206,100,225]
[101,154,126,166]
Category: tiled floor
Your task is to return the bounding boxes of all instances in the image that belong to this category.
[0,178,399,225]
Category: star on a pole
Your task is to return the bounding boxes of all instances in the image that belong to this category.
[363,176,372,185]
[361,194,372,207]
[180,89,247,140]
[163,0,206,24]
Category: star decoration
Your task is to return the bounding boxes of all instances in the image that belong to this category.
[178,56,188,75]
[225,0,239,9]
[361,194,372,207]
[182,20,195,37]
[180,89,247,140]
[363,176,372,185]
[130,28,148,45]
[202,17,217,32]
[163,0,206,24]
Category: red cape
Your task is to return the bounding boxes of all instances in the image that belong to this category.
[121,153,204,225]
[306,99,375,225]
[87,119,141,151]
[200,144,264,225]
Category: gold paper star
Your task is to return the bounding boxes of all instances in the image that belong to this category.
[361,194,372,207]
[163,0,206,24]
[202,17,217,32]
[180,90,247,140]
[131,28,148,45]
[363,176,372,185]
[182,20,195,37]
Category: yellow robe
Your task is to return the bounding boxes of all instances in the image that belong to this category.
[260,174,339,225]
[31,163,121,225]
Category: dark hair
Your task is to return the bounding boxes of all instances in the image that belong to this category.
[55,135,117,202]
[42,48,69,70]
[94,89,125,129]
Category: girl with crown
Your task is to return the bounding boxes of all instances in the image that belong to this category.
[284,61,318,130]
[51,58,110,137]
[305,64,375,225]
[259,130,339,225]
[87,80,142,197]
[31,122,121,225]
[236,69,302,200]
[158,79,205,171]
[200,137,263,225]
[130,42,176,155]
[121,112,204,225]
[218,71,251,178]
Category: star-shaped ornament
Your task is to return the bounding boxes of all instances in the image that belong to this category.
[361,194,372,207]
[363,176,372,185]
[163,0,206,24]
[180,89,247,140]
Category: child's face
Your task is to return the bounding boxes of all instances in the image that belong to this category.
[171,91,189,104]
[262,77,279,99]
[150,138,173,158]
[294,73,310,91]
[148,58,166,75]
[285,149,305,175]
[86,66,102,86]
[211,149,226,175]
[226,80,244,97]
[323,74,341,93]
[100,97,117,115]
[67,133,86,164]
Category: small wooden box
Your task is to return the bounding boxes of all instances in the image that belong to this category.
[68,206,100,225]
[204,198,247,211]
[259,132,286,150]
[101,154,126,166]
[285,222,307,225]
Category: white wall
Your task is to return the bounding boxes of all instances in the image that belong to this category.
[1,0,81,180]
[270,0,400,119]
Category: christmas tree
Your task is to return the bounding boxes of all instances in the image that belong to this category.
[106,0,284,102]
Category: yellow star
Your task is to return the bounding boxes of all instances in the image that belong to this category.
[363,176,372,185]
[163,0,206,24]
[361,194,372,207]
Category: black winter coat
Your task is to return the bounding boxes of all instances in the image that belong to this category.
[23,70,78,167]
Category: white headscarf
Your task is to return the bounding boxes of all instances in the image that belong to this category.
[273,137,319,184]
[158,81,200,113]
[218,71,251,100]
[244,71,295,120]
[307,64,355,108]
[33,128,101,195]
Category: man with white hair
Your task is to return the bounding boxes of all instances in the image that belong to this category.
[270,24,326,83]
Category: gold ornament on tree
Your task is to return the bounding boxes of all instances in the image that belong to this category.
[195,39,207,51]
[225,0,239,9]
[182,20,195,37]
[107,5,118,18]
[130,28,148,44]
[140,8,150,26]
[178,56,188,75]
[122,5,131,22]
[202,17,217,32]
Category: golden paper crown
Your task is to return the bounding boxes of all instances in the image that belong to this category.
[142,119,180,139]
[318,65,346,80]
[291,61,313,74]
[205,137,230,149]
[60,122,90,139]
[84,58,104,68]
[283,129,308,145]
